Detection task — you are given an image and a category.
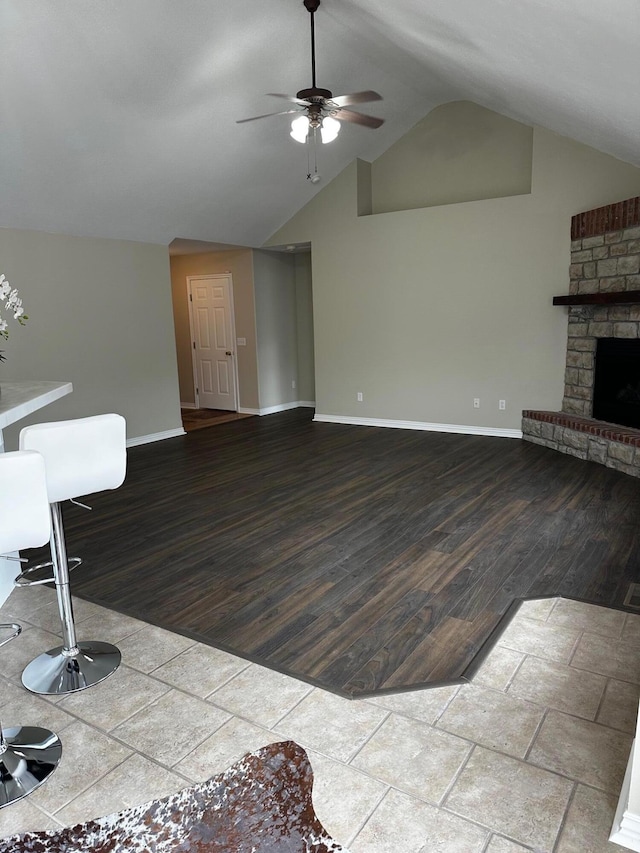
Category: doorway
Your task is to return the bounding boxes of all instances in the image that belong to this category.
[187,274,238,410]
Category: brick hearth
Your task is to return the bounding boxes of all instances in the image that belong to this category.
[522,410,640,477]
[522,196,640,478]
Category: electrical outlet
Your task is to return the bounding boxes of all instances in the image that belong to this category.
[473,398,480,408]
[499,400,506,410]
[357,392,363,402]
[292,380,296,389]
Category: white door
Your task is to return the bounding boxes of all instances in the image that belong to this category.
[188,274,238,411]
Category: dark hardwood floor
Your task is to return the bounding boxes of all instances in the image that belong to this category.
[50,408,640,697]
[181,408,254,432]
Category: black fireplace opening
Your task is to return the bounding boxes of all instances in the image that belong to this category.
[593,338,640,429]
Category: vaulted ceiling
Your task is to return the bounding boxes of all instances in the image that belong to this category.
[2,1,639,249]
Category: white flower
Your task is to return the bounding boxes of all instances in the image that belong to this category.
[0,274,28,342]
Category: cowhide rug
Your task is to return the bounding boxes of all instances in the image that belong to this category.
[0,741,348,852]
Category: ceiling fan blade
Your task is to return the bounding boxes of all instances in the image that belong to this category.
[267,93,310,106]
[330,90,383,107]
[336,108,385,129]
[236,109,300,124]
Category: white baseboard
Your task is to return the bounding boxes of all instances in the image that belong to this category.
[610,739,640,851]
[180,402,197,410]
[129,413,516,443]
[127,427,186,447]
[258,402,303,416]
[237,401,316,417]
[313,413,522,439]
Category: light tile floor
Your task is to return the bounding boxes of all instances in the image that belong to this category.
[1,587,639,852]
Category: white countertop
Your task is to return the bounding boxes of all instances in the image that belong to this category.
[0,380,73,430]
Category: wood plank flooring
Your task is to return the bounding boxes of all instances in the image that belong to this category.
[181,408,254,432]
[47,408,640,697]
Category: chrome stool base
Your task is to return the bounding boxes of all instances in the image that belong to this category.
[0,725,63,809]
[21,641,121,695]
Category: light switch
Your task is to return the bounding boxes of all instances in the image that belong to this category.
[237,337,247,346]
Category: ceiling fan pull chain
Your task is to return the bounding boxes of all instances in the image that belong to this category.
[306,127,321,184]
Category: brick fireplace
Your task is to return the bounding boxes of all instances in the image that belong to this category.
[522,196,640,477]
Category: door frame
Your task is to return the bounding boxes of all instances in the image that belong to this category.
[186,273,239,410]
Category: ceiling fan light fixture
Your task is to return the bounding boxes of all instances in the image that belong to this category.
[290,115,310,143]
[320,115,340,144]
[237,0,383,176]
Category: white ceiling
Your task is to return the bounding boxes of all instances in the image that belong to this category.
[2,1,639,249]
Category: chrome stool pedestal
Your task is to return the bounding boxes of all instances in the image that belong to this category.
[19,414,127,696]
[20,502,121,696]
[0,624,62,809]
[0,450,63,806]
[21,642,122,696]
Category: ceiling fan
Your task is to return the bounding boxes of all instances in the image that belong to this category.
[236,0,384,145]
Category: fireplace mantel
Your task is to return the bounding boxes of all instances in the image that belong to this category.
[553,290,640,306]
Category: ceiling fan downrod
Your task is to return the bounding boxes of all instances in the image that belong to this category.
[298,0,332,104]
[236,0,384,139]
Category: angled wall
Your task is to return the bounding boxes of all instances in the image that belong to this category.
[294,252,315,403]
[371,101,533,214]
[253,250,298,410]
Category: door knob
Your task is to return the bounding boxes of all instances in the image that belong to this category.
[225,351,232,356]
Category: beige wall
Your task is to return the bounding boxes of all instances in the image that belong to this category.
[266,105,640,432]
[170,250,259,410]
[371,101,533,215]
[253,251,298,409]
[0,228,182,448]
[294,252,315,402]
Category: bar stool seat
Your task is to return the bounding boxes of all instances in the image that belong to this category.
[0,450,62,808]
[19,414,127,695]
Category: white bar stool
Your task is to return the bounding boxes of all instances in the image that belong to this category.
[18,414,127,695]
[0,450,62,808]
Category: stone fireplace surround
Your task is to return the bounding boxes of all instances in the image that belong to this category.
[522,196,640,478]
